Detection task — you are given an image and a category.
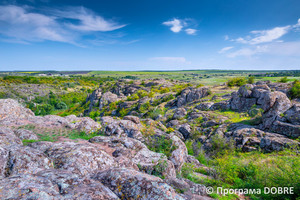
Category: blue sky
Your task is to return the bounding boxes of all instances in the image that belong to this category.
[0,0,300,71]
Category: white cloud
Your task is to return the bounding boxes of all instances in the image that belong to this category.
[224,35,229,40]
[0,5,125,44]
[150,57,187,63]
[218,46,233,53]
[163,18,197,35]
[163,19,183,33]
[227,46,267,58]
[231,19,300,45]
[248,26,290,44]
[233,26,290,45]
[225,19,300,58]
[53,7,126,32]
[0,5,70,42]
[185,28,197,35]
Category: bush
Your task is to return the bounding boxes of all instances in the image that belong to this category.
[278,77,289,83]
[209,135,235,158]
[149,107,165,119]
[55,101,68,110]
[247,76,255,84]
[227,77,247,87]
[119,108,129,117]
[146,135,176,157]
[139,101,151,113]
[290,80,300,99]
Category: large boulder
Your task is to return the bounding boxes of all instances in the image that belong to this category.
[99,92,120,109]
[92,167,185,200]
[0,145,53,177]
[0,169,120,200]
[85,88,102,113]
[195,102,214,111]
[101,116,144,141]
[284,104,300,125]
[0,127,22,146]
[268,121,300,138]
[261,91,291,112]
[90,136,176,178]
[225,126,299,152]
[0,99,35,126]
[230,92,256,111]
[14,129,38,140]
[169,87,210,107]
[0,99,101,134]
[173,107,187,119]
[238,84,254,98]
[261,92,292,130]
[169,135,188,171]
[123,115,140,124]
[45,141,116,176]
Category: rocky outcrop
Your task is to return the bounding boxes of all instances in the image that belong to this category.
[101,116,144,141]
[14,129,38,140]
[44,141,116,176]
[225,125,300,152]
[0,169,120,200]
[0,99,101,134]
[284,104,300,125]
[90,136,176,178]
[230,84,300,138]
[169,135,188,171]
[168,87,210,107]
[173,107,187,119]
[123,115,140,124]
[195,102,214,111]
[92,167,185,200]
[99,92,120,109]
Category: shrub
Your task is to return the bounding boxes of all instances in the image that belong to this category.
[55,101,68,110]
[89,110,100,120]
[146,135,176,157]
[139,101,151,113]
[227,77,247,87]
[119,108,129,117]
[166,127,175,134]
[127,93,139,101]
[158,87,170,94]
[247,76,255,84]
[136,90,148,98]
[209,134,235,158]
[290,80,300,99]
[185,140,194,155]
[148,107,165,119]
[278,76,289,83]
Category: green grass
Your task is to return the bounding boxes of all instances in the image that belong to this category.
[213,110,252,123]
[68,130,100,140]
[182,149,300,200]
[22,139,38,146]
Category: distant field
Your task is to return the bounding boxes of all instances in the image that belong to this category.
[89,70,300,85]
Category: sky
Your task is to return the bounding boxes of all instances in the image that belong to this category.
[0,0,300,71]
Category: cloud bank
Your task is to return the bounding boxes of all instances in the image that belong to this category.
[0,5,126,44]
[223,19,300,58]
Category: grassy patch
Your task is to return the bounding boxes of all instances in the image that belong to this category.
[22,139,38,146]
[183,149,300,200]
[68,130,100,140]
[213,110,252,123]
